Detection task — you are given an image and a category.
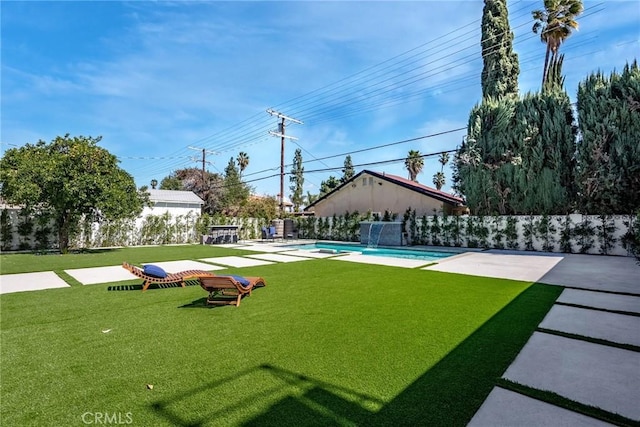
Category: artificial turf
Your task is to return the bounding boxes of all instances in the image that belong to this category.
[0,247,561,426]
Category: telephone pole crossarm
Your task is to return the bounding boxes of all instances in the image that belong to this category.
[188,146,218,177]
[267,109,304,125]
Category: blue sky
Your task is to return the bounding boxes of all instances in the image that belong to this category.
[2,1,638,200]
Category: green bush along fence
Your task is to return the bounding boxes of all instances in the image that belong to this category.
[1,207,638,257]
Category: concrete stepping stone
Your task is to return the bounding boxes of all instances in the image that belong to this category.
[283,249,344,258]
[199,256,274,268]
[539,305,640,346]
[557,289,640,314]
[246,253,311,263]
[338,253,431,268]
[65,265,137,285]
[234,244,296,253]
[423,252,563,282]
[538,254,639,294]
[0,271,70,294]
[469,387,613,426]
[503,332,640,421]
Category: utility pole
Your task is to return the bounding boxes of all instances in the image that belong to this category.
[267,109,303,215]
[188,146,217,184]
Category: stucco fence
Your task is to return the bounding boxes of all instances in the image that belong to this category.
[398,213,636,256]
[1,208,637,257]
[0,209,267,251]
[298,213,636,257]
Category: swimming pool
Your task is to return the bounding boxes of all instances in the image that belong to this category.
[287,242,458,262]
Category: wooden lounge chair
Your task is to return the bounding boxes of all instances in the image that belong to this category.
[122,262,217,292]
[199,275,266,307]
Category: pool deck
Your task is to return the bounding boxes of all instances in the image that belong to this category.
[1,243,638,425]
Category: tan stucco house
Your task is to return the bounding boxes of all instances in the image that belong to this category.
[304,170,465,217]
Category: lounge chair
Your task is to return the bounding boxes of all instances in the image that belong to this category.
[262,226,276,241]
[199,275,266,307]
[122,262,216,292]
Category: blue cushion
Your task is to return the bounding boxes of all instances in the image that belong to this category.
[143,264,167,278]
[229,275,251,287]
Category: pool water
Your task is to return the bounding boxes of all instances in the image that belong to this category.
[287,242,458,262]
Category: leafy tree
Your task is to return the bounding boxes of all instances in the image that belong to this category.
[159,174,182,190]
[404,150,424,182]
[160,168,223,214]
[237,151,249,179]
[289,148,304,211]
[532,0,583,88]
[575,62,640,214]
[341,155,355,183]
[481,0,520,98]
[319,176,340,197]
[243,195,277,221]
[0,134,145,253]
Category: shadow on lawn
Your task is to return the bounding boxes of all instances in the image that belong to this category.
[177,297,229,309]
[149,283,561,426]
[149,364,383,426]
[179,295,257,309]
[107,281,200,292]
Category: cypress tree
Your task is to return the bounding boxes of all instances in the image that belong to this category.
[481,0,520,99]
[455,1,579,215]
[576,62,640,214]
[221,157,249,213]
[455,89,576,215]
[341,155,355,183]
[289,148,305,211]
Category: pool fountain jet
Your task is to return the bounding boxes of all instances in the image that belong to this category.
[361,221,402,247]
[367,223,386,248]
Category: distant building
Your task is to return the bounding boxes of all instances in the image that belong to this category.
[303,170,465,217]
[142,189,204,218]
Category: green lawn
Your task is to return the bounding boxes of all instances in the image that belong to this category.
[0,246,561,426]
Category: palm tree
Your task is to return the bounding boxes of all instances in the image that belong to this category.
[433,172,446,190]
[404,150,424,182]
[432,152,450,190]
[236,152,249,179]
[532,0,583,87]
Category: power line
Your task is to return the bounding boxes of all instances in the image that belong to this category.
[123,3,608,185]
[212,147,459,190]
[130,7,600,166]
[242,127,467,179]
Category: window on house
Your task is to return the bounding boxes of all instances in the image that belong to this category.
[369,177,374,186]
[362,178,367,186]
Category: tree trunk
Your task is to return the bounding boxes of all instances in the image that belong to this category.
[542,44,551,88]
[57,212,71,254]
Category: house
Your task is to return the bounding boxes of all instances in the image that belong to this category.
[142,189,204,218]
[303,170,465,217]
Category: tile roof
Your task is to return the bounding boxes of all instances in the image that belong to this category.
[371,171,465,205]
